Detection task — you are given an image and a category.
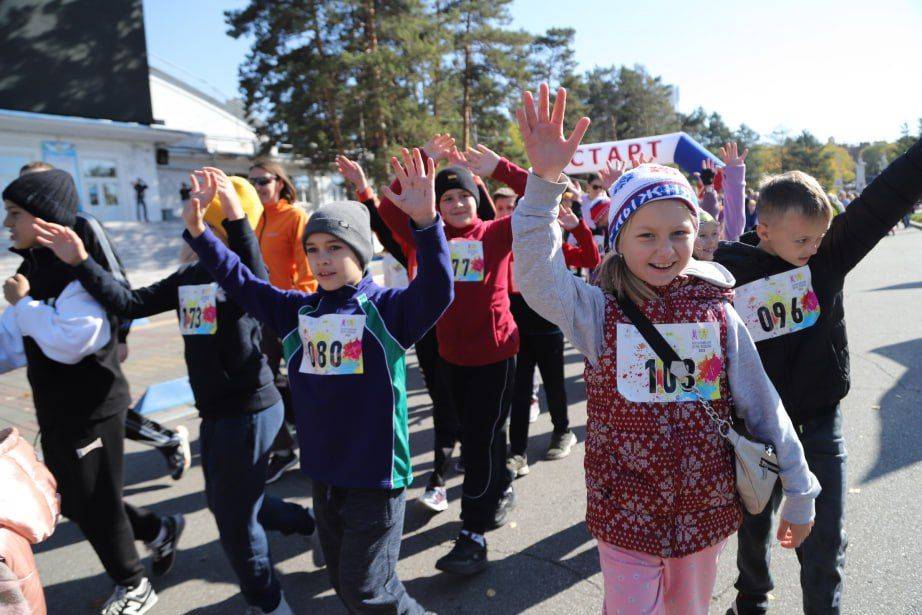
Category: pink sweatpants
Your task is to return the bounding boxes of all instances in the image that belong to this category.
[597,538,728,615]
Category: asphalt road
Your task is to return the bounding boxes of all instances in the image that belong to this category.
[32,226,922,614]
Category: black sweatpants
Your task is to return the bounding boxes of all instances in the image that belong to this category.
[444,358,515,535]
[415,329,459,488]
[261,325,298,453]
[40,411,157,588]
[509,330,569,457]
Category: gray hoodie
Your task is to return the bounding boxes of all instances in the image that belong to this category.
[511,172,820,525]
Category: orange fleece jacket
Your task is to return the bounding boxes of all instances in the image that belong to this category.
[255,199,317,292]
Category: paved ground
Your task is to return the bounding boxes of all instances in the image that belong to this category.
[5,226,922,613]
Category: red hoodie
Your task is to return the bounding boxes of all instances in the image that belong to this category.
[378,184,518,366]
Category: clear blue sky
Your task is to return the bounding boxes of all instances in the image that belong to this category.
[144,0,922,145]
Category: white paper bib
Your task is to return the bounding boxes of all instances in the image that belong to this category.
[449,239,485,282]
[616,322,723,402]
[298,314,365,375]
[733,266,820,343]
[178,283,218,335]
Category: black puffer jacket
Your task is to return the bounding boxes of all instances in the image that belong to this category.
[715,139,922,424]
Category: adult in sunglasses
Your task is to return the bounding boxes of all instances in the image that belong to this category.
[248,160,316,484]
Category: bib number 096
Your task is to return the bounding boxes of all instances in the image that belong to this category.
[757,297,804,333]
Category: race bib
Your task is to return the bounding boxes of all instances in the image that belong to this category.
[616,322,723,402]
[449,240,485,282]
[178,284,218,335]
[298,314,365,375]
[734,266,820,343]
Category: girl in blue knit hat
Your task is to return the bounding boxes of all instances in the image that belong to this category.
[511,83,819,615]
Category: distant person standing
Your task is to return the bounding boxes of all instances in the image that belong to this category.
[179,182,191,204]
[132,179,148,222]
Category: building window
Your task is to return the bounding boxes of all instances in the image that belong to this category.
[83,159,119,207]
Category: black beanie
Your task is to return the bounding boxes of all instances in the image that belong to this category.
[2,169,79,227]
[435,166,480,207]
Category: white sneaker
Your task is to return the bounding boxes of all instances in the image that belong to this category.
[529,397,540,423]
[419,485,449,512]
[100,577,158,615]
[245,593,293,614]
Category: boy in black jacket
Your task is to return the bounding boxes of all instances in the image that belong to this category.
[714,139,922,615]
[0,169,169,615]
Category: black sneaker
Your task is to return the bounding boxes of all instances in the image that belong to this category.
[491,486,517,529]
[435,533,488,575]
[158,425,191,480]
[266,450,298,484]
[147,514,185,577]
[100,577,158,615]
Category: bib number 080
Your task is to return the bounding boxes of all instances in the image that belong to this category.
[306,340,343,369]
[757,297,804,333]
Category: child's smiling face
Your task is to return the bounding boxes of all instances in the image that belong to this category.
[303,232,363,290]
[693,221,720,261]
[617,199,696,287]
[438,189,477,228]
[3,201,38,249]
[756,211,830,267]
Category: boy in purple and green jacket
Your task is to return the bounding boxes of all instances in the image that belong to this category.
[183,149,453,614]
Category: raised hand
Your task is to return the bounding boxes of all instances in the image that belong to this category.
[628,153,653,168]
[32,218,88,265]
[446,147,468,167]
[515,83,590,182]
[184,170,216,238]
[557,200,580,231]
[422,133,456,163]
[463,144,501,177]
[599,159,627,191]
[719,142,749,167]
[3,274,30,305]
[335,155,369,192]
[203,167,244,221]
[381,148,438,227]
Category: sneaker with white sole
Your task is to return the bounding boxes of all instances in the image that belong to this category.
[265,450,298,484]
[164,425,191,480]
[100,577,157,615]
[419,485,448,512]
[506,454,530,478]
[546,430,577,460]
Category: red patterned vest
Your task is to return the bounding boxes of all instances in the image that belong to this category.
[583,275,741,558]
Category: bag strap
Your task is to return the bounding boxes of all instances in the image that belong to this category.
[615,293,681,371]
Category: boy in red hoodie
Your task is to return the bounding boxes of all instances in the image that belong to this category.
[380,161,517,576]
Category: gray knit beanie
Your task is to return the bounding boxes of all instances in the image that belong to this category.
[303,201,374,269]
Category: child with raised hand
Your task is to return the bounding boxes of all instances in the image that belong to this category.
[378,140,519,576]
[32,167,319,615]
[184,149,452,615]
[714,140,922,615]
[511,83,820,615]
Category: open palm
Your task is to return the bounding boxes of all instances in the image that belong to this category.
[32,219,87,265]
[381,148,437,227]
[184,170,216,237]
[515,83,590,181]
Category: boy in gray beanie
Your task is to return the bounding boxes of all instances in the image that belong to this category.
[184,149,453,614]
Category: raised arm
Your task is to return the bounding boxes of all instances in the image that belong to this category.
[559,204,601,269]
[817,138,922,275]
[375,148,454,347]
[183,170,302,335]
[718,142,748,242]
[201,167,270,280]
[462,143,529,197]
[32,218,178,320]
[511,83,606,364]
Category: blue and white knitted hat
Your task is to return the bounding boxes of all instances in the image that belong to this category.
[607,164,699,243]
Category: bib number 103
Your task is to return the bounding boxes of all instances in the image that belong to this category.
[757,297,804,333]
[645,358,695,394]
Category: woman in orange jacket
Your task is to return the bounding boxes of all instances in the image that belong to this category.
[248,160,315,482]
